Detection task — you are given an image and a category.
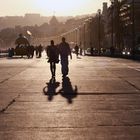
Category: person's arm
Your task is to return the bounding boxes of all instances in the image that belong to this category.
[68,43,72,59]
[46,46,49,57]
[70,52,72,59]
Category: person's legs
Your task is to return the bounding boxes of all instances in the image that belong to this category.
[50,62,53,77]
[76,51,78,57]
[61,58,69,77]
[50,62,56,77]
[53,62,56,77]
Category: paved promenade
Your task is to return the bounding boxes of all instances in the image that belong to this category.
[0,53,140,140]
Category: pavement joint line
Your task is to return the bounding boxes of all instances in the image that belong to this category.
[108,66,140,92]
[0,78,9,84]
[17,92,140,96]
[0,126,128,130]
[0,68,27,84]
[0,94,20,114]
[119,77,140,91]
[0,60,39,85]
[1,125,140,130]
[98,124,140,127]
[127,66,140,72]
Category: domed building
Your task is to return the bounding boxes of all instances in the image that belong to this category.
[48,16,60,36]
[49,16,59,26]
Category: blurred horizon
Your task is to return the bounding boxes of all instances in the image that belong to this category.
[0,0,110,17]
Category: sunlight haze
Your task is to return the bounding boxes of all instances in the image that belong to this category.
[0,0,110,16]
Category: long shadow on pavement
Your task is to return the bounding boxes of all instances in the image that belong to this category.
[43,77,78,104]
[58,76,78,104]
[43,77,60,101]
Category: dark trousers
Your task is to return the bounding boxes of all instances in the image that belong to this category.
[61,57,69,76]
[50,62,56,76]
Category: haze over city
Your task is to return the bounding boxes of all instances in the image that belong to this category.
[0,0,110,16]
[0,1,140,139]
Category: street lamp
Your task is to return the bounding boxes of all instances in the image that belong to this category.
[78,25,81,46]
[110,0,114,49]
[98,9,101,55]
[83,23,86,55]
[75,28,78,45]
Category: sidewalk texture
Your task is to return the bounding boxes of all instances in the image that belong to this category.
[0,54,140,140]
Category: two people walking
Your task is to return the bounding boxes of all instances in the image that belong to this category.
[47,37,72,78]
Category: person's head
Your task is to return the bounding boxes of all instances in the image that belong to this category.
[51,40,54,45]
[19,33,23,37]
[62,37,66,43]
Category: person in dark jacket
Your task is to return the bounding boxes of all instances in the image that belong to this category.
[47,40,59,78]
[58,37,72,77]
[38,44,43,58]
[74,44,79,58]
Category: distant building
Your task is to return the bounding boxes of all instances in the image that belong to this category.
[102,2,108,16]
[119,0,140,47]
[25,13,41,19]
[103,0,140,50]
[49,16,59,26]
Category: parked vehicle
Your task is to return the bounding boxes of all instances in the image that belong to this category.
[122,48,131,56]
[85,48,98,56]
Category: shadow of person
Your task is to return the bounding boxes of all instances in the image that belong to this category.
[43,77,60,101]
[77,56,82,59]
[58,76,78,104]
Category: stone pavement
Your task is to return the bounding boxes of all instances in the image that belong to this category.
[0,53,140,140]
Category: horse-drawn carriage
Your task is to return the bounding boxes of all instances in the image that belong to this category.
[9,34,34,58]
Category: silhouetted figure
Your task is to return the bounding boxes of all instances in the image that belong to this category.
[8,48,14,57]
[30,45,35,58]
[27,45,34,58]
[80,48,83,55]
[47,40,59,78]
[27,45,31,58]
[43,77,60,101]
[58,37,72,77]
[38,44,43,58]
[59,77,78,104]
[74,44,79,58]
[35,46,39,57]
[90,47,94,56]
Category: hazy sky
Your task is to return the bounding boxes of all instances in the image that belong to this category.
[0,0,110,16]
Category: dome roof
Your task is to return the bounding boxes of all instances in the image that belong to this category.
[49,16,59,25]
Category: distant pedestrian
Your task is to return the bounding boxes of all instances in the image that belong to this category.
[74,44,79,58]
[58,37,72,77]
[35,46,39,57]
[38,44,43,58]
[47,40,59,78]
[8,48,14,57]
[80,47,83,55]
[30,45,35,58]
[90,47,93,56]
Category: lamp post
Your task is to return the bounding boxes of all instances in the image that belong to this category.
[110,0,114,49]
[117,0,121,50]
[98,9,101,55]
[132,0,135,58]
[83,23,86,55]
[78,25,81,46]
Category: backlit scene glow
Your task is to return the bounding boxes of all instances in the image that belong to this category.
[0,0,109,16]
